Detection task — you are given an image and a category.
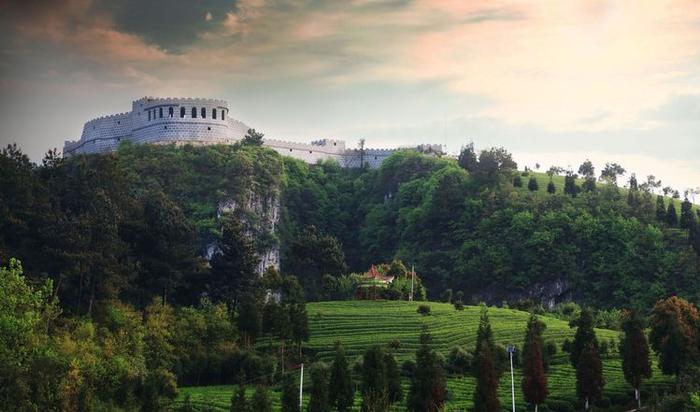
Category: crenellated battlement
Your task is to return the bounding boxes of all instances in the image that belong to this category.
[85,111,131,124]
[134,96,228,105]
[63,96,441,168]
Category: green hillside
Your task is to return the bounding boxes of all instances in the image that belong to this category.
[175,301,674,411]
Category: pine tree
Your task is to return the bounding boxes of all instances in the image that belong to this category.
[329,342,354,412]
[620,311,651,410]
[385,353,403,404]
[522,314,548,412]
[680,198,695,229]
[513,175,523,188]
[576,342,604,410]
[231,384,247,412]
[473,341,500,412]
[290,303,309,357]
[564,172,579,197]
[547,180,556,194]
[527,177,539,191]
[408,329,446,412]
[281,374,300,412]
[361,346,388,412]
[308,362,330,412]
[251,386,272,412]
[666,202,678,226]
[569,308,598,369]
[656,195,666,222]
[210,215,260,306]
[237,293,262,348]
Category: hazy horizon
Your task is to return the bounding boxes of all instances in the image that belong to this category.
[1,0,699,196]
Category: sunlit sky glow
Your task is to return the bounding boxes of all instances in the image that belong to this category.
[1,0,699,196]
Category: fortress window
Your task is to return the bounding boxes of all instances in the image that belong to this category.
[289,149,292,152]
[192,107,197,118]
[159,107,163,118]
[201,107,206,118]
[180,107,185,118]
[169,107,174,118]
[212,109,217,119]
[222,110,225,120]
[148,110,151,121]
[207,127,211,130]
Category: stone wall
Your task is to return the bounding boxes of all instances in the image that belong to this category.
[63,96,442,169]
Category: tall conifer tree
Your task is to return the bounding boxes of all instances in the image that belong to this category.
[576,342,604,410]
[329,342,354,412]
[522,314,548,412]
[620,310,651,410]
[408,329,445,412]
[473,341,500,412]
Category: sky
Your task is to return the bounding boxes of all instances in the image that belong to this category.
[1,0,699,197]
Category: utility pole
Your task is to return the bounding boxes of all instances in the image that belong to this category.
[299,363,304,411]
[409,265,415,302]
[508,345,516,412]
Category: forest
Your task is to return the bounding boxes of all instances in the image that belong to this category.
[1,140,700,411]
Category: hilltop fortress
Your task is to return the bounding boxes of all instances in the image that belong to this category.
[63,96,443,168]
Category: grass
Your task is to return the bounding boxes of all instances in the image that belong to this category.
[517,170,697,213]
[174,300,675,411]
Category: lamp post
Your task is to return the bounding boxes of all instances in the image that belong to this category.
[507,345,516,412]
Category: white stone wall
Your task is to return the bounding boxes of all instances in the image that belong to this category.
[63,96,441,169]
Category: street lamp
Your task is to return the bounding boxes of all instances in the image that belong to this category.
[507,345,516,412]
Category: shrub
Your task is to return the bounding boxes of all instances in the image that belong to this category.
[417,305,431,316]
[513,175,523,187]
[453,301,464,311]
[388,339,401,349]
[446,346,473,375]
[545,340,558,357]
[401,359,416,377]
[561,338,572,353]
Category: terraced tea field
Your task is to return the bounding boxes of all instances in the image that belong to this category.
[175,301,675,411]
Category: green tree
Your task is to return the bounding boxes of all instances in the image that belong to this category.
[600,163,626,185]
[513,175,523,187]
[473,341,500,412]
[527,177,539,191]
[385,353,403,404]
[407,329,445,412]
[329,342,354,412]
[522,314,548,412]
[656,195,666,222]
[285,226,347,299]
[576,342,605,410]
[547,180,556,194]
[243,128,265,146]
[578,160,595,178]
[237,293,262,348]
[649,296,700,376]
[0,258,60,409]
[281,374,300,412]
[569,308,598,369]
[472,147,517,187]
[289,303,310,357]
[620,310,651,410]
[231,384,247,412]
[474,306,498,374]
[564,171,579,197]
[666,202,678,226]
[210,215,260,306]
[680,198,695,229]
[361,346,388,412]
[308,362,330,412]
[251,386,273,412]
[458,143,478,172]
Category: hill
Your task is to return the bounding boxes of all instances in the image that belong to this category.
[175,301,674,411]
